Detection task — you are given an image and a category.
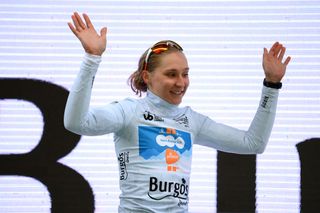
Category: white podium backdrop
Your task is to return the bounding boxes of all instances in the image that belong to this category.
[1,0,320,212]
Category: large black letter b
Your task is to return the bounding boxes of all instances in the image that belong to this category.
[0,78,94,213]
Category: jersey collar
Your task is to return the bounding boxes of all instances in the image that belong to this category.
[146,90,183,116]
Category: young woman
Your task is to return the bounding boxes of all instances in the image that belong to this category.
[64,12,291,213]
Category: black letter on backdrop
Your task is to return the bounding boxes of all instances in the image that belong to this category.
[217,151,256,212]
[296,138,320,212]
[0,78,94,213]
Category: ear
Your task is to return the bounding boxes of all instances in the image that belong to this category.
[141,70,149,85]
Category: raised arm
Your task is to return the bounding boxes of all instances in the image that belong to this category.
[64,13,120,135]
[195,42,291,154]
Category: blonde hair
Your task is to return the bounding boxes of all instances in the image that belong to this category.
[128,40,183,96]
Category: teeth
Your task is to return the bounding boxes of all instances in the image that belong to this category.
[172,91,183,95]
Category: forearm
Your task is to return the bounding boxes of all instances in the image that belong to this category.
[195,85,279,154]
[244,85,279,153]
[64,53,101,134]
[216,85,279,154]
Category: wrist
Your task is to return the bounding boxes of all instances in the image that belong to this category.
[263,78,282,89]
[85,50,103,56]
[84,52,102,66]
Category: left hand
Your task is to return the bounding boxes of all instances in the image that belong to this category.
[68,12,107,56]
[262,42,291,83]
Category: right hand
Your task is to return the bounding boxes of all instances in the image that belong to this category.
[262,42,291,83]
[68,12,107,56]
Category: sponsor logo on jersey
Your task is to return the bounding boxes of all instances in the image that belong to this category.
[173,114,189,128]
[148,176,189,206]
[143,111,164,122]
[261,95,270,108]
[138,126,192,172]
[118,151,129,180]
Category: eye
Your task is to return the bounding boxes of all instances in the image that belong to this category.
[166,72,176,78]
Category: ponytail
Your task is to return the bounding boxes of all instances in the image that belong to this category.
[128,51,148,97]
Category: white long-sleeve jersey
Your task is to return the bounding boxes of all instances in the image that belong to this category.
[64,53,279,213]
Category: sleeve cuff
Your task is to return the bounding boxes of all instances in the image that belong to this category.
[83,52,102,66]
[263,78,282,89]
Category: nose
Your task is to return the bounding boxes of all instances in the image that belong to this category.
[175,75,186,88]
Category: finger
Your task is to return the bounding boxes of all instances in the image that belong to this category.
[83,13,94,29]
[71,14,83,32]
[271,41,279,49]
[268,42,278,56]
[273,44,283,57]
[263,47,268,60]
[283,56,291,66]
[269,41,279,52]
[74,12,86,29]
[67,22,78,36]
[278,47,286,62]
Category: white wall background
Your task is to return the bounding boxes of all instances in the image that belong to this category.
[0,0,320,212]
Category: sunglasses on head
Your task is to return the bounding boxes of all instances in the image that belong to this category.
[143,40,183,70]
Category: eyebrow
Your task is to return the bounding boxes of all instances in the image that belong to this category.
[164,67,189,72]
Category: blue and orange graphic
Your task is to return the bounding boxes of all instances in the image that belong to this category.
[166,148,179,171]
[138,126,192,172]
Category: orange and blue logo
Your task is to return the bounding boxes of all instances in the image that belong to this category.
[138,126,192,172]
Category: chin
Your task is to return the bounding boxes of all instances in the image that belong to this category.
[170,99,182,105]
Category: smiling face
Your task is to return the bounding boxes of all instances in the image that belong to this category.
[142,51,189,105]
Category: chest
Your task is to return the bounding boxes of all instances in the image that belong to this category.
[116,106,196,157]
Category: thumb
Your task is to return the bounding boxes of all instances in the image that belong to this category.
[263,47,268,61]
[263,47,268,55]
[100,27,107,39]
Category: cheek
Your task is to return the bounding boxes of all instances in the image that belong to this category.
[185,78,190,87]
[148,76,164,91]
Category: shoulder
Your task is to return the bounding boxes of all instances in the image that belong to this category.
[113,97,141,114]
[184,106,206,119]
[179,106,209,128]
